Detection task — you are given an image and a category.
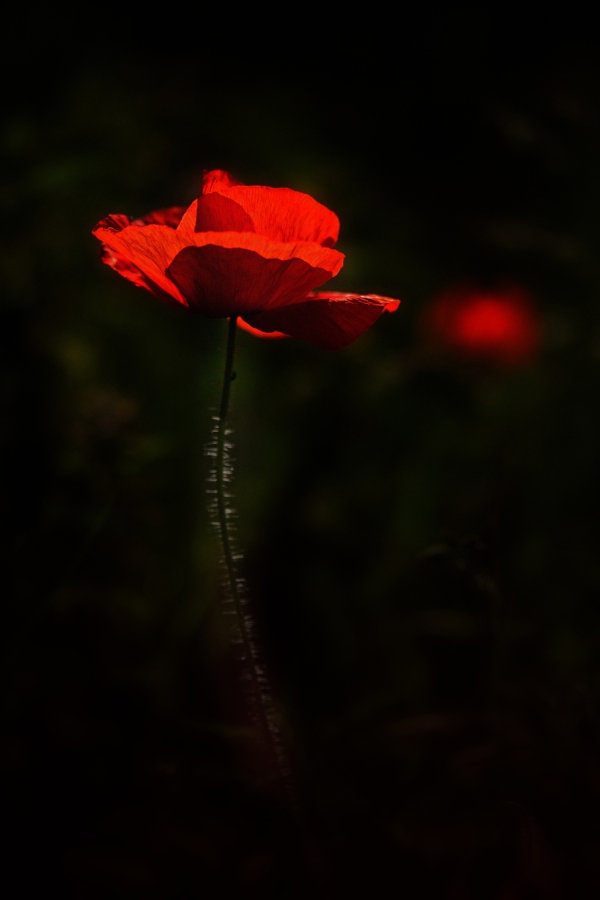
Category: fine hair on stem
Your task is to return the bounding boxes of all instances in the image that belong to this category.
[205,315,291,797]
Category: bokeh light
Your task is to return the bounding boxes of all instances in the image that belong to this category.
[424,286,541,364]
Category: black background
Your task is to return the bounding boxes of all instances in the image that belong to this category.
[3,8,600,897]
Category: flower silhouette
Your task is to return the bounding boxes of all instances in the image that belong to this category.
[93,170,399,350]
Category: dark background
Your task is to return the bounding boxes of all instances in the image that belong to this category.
[3,11,600,898]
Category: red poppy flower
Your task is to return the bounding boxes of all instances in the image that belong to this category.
[424,286,541,365]
[93,170,400,350]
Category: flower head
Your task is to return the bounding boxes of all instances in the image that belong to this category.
[424,286,541,365]
[93,170,399,350]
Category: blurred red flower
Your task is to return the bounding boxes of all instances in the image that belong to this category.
[93,170,399,350]
[424,286,541,364]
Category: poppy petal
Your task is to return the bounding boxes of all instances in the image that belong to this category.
[202,169,243,194]
[98,244,185,307]
[133,206,186,227]
[241,292,400,350]
[93,222,343,313]
[236,318,288,339]
[93,223,191,306]
[176,194,255,234]
[96,213,132,232]
[207,185,340,247]
[166,245,337,317]
[95,212,186,305]
[98,242,152,289]
[185,232,342,279]
[95,207,185,234]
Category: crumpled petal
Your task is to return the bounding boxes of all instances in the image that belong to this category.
[167,246,336,317]
[201,169,242,194]
[93,222,190,305]
[96,213,132,232]
[176,193,255,234]
[204,183,340,248]
[96,208,186,232]
[94,208,186,304]
[92,172,400,350]
[131,207,185,228]
[241,292,400,350]
[93,224,344,313]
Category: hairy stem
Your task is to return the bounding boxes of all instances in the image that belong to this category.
[216,315,241,616]
[215,316,285,785]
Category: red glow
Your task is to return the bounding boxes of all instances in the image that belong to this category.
[426,287,541,364]
[235,317,288,339]
[93,170,400,350]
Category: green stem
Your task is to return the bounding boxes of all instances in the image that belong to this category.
[216,315,240,604]
[216,316,283,780]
